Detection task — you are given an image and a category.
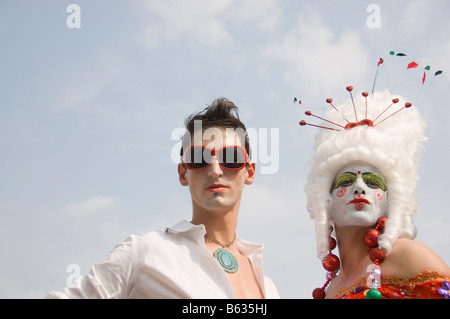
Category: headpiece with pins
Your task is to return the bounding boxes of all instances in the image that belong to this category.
[295,51,442,131]
[298,85,412,131]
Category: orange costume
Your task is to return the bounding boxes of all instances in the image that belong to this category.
[332,272,450,299]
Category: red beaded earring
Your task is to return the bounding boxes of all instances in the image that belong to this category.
[312,217,387,299]
[312,227,340,299]
[364,217,386,299]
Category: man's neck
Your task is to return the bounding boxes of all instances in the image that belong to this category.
[191,204,239,244]
[335,225,371,276]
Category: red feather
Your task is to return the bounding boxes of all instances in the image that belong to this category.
[407,61,418,69]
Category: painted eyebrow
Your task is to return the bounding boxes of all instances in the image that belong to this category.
[331,172,357,190]
[362,172,387,191]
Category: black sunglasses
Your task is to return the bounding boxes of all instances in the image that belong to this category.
[183,145,248,170]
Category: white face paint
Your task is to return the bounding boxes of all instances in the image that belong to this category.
[330,162,388,227]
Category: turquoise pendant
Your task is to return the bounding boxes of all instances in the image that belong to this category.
[214,248,238,273]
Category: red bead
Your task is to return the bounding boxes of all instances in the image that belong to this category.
[329,237,337,251]
[312,288,326,299]
[375,217,387,230]
[369,248,385,264]
[322,253,340,271]
[363,229,380,248]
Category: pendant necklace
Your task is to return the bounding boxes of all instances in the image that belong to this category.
[205,233,238,273]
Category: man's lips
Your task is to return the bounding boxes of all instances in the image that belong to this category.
[348,198,370,205]
[207,183,228,192]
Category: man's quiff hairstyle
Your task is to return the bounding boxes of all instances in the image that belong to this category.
[180,98,251,159]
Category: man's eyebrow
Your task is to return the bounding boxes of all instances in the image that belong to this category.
[361,172,387,191]
[331,172,357,190]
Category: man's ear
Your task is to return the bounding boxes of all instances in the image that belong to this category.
[244,162,256,185]
[178,163,189,186]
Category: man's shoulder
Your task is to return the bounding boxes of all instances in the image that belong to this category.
[386,238,450,277]
[126,220,200,249]
[125,228,169,246]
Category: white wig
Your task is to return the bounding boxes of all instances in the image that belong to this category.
[305,89,427,259]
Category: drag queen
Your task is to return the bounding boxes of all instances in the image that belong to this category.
[301,87,450,299]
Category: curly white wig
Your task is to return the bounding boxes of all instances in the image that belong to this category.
[305,89,427,259]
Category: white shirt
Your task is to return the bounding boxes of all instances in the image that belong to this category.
[46,220,280,299]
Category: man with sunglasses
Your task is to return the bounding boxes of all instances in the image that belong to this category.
[176,98,279,299]
[47,98,279,299]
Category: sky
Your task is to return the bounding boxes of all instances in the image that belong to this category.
[1,0,449,299]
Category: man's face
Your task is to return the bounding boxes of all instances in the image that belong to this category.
[330,162,388,227]
[178,128,255,215]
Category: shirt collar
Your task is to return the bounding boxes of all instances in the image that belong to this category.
[165,219,205,234]
[165,219,263,257]
[236,238,264,258]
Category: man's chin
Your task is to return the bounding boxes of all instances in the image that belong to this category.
[336,213,379,227]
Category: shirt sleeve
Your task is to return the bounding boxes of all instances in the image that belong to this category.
[46,235,138,299]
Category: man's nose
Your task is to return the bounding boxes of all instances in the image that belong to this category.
[353,179,366,195]
[208,156,223,177]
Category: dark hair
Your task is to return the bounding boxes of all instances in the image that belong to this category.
[180,98,251,159]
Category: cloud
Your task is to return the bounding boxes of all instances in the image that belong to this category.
[263,11,371,96]
[425,39,450,83]
[134,0,282,47]
[228,0,281,32]
[136,0,234,46]
[61,196,117,216]
[395,0,432,37]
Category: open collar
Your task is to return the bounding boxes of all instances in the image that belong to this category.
[165,219,264,256]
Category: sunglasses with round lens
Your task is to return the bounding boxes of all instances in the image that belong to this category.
[184,145,248,170]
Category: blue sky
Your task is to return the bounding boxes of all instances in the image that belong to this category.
[1,0,449,298]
